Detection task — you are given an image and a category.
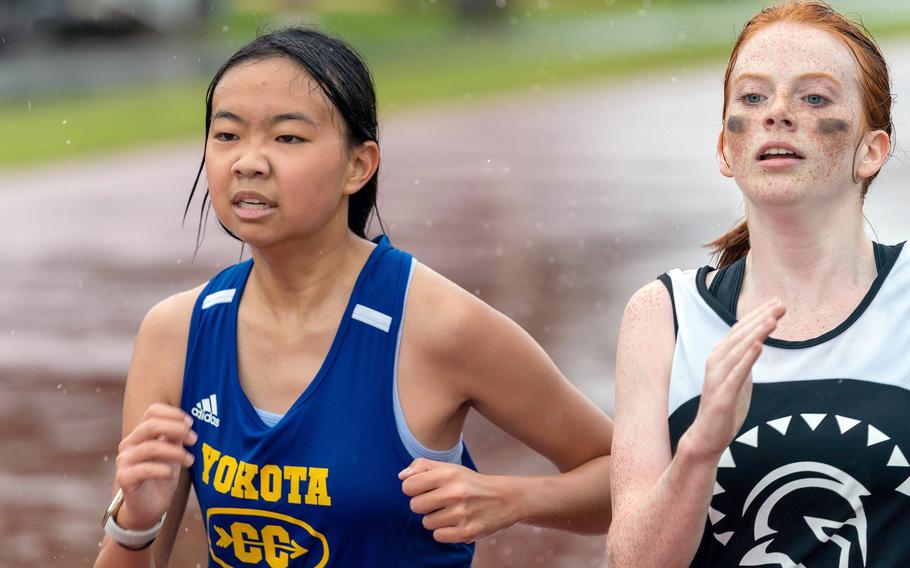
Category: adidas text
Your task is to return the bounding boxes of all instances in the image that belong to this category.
[192,406,220,427]
[192,394,221,427]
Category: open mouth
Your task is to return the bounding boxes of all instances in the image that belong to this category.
[236,199,274,210]
[757,146,805,161]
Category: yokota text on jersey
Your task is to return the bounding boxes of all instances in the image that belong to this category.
[201,442,332,506]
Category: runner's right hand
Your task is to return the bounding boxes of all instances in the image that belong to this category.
[686,299,785,460]
[113,403,196,529]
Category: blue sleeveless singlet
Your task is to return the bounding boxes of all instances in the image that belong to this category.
[180,235,476,567]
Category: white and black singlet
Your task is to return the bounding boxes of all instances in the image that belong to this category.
[659,241,910,567]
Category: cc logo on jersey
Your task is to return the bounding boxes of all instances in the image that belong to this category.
[207,508,329,568]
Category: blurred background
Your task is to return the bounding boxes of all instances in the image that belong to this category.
[3,0,910,566]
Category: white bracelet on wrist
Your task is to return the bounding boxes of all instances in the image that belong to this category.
[101,488,167,550]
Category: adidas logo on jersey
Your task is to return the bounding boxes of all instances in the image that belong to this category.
[192,394,220,428]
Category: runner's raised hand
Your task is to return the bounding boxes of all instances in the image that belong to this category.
[113,403,196,529]
[685,299,785,459]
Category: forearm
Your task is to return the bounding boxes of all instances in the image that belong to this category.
[607,433,720,568]
[94,497,178,568]
[502,454,612,535]
[94,541,156,568]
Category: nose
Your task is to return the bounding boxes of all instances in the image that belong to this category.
[231,145,270,179]
[763,91,796,132]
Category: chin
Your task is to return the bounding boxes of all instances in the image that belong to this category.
[738,178,809,208]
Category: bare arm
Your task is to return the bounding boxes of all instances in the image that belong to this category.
[94,287,201,568]
[399,264,613,541]
[607,281,784,567]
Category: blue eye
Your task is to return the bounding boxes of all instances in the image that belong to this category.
[806,94,828,106]
[743,93,765,105]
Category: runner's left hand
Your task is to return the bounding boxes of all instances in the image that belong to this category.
[399,458,517,543]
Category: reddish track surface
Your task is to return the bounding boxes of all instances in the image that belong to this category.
[3,52,909,566]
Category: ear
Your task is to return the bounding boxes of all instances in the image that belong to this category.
[343,140,380,196]
[855,129,890,181]
[717,131,734,178]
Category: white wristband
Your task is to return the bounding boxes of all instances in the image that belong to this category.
[104,511,166,549]
[102,489,166,550]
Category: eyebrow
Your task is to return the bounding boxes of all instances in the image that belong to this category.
[211,110,318,127]
[733,72,843,89]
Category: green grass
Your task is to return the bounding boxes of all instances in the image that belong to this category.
[3,0,910,169]
[0,82,208,167]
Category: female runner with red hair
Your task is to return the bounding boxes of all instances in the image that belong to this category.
[609,2,900,566]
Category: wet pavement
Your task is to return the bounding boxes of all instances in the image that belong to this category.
[4,39,910,567]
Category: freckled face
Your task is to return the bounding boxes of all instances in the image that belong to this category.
[721,23,865,205]
[205,57,353,247]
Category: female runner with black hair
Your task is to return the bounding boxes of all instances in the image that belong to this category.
[95,26,612,568]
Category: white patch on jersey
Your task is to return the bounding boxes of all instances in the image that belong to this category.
[202,289,236,310]
[352,304,392,333]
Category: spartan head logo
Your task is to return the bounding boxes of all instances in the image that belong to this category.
[739,462,869,568]
[707,413,910,568]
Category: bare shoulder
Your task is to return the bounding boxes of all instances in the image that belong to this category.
[616,279,676,387]
[622,279,675,328]
[405,262,505,359]
[124,284,206,418]
[139,284,205,339]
